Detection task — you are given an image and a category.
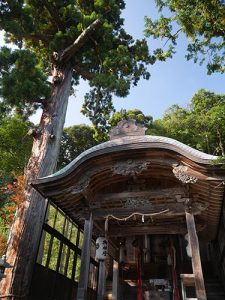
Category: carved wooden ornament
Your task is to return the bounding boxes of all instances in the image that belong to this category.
[124,197,151,208]
[71,176,90,194]
[112,159,151,176]
[109,119,146,140]
[172,165,198,184]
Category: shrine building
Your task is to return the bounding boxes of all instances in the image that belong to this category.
[29,120,225,300]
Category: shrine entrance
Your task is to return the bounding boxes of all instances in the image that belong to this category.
[31,120,225,300]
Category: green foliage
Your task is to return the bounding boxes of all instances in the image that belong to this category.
[0,47,50,117]
[58,111,153,169]
[109,108,153,128]
[0,174,17,253]
[145,0,225,74]
[150,89,225,156]
[0,175,15,209]
[0,114,32,245]
[39,204,83,280]
[82,88,115,139]
[0,0,157,126]
[0,115,32,174]
[58,124,98,169]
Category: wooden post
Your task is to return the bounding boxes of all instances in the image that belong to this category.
[97,260,106,300]
[77,213,93,300]
[185,210,207,300]
[112,260,119,300]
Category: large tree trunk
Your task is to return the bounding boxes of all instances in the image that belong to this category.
[0,64,73,299]
[217,128,225,156]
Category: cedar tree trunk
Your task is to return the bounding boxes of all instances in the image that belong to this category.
[0,64,73,299]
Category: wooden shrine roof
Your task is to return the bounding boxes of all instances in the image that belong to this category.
[32,121,225,242]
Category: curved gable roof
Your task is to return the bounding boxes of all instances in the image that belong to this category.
[32,134,225,241]
[35,135,218,185]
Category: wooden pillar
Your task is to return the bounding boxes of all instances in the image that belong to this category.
[112,260,119,300]
[185,210,207,300]
[77,213,93,300]
[144,234,150,263]
[97,260,106,300]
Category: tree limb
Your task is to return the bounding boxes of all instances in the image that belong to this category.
[59,19,102,63]
[163,28,182,47]
[74,65,96,80]
[29,33,49,45]
[41,0,64,30]
[34,98,47,104]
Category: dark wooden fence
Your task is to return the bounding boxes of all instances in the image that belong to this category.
[28,202,98,299]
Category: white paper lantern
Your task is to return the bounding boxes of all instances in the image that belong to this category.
[96,237,108,260]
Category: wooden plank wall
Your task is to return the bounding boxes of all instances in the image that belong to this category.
[29,263,78,300]
[29,264,97,300]
[215,202,225,289]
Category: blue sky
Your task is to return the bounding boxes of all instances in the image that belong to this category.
[64,0,224,127]
[1,1,224,126]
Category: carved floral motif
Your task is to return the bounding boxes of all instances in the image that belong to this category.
[124,197,151,208]
[71,168,104,194]
[71,177,90,194]
[172,165,198,184]
[112,159,151,176]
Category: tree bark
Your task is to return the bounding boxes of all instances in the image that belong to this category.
[0,64,73,300]
[217,129,225,156]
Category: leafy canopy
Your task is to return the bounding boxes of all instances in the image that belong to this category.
[150,89,225,155]
[0,0,158,126]
[145,0,225,74]
[0,175,25,256]
[0,115,32,174]
[109,108,153,129]
[58,109,153,168]
[57,124,98,169]
[0,46,50,117]
[0,110,32,250]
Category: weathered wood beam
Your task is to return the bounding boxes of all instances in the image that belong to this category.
[91,202,207,219]
[97,261,106,300]
[92,206,170,218]
[77,213,93,300]
[108,223,205,237]
[185,211,207,300]
[95,187,185,202]
[112,260,119,300]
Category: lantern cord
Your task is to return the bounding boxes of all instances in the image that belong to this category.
[105,209,169,222]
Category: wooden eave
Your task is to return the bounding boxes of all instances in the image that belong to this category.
[32,136,225,241]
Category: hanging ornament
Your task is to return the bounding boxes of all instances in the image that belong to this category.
[96,237,108,260]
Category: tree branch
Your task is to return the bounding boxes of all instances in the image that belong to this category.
[59,19,102,63]
[41,0,64,30]
[163,28,182,47]
[34,98,47,104]
[74,65,96,80]
[29,33,49,45]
